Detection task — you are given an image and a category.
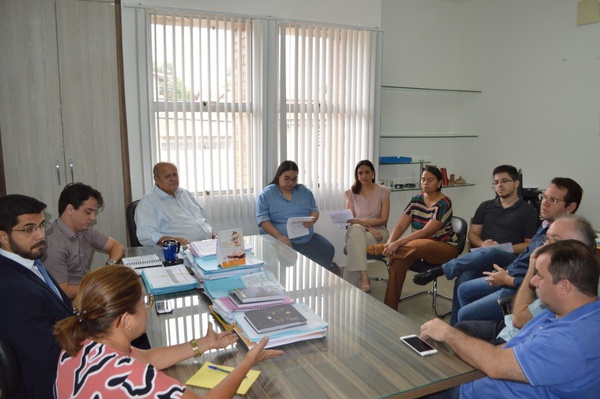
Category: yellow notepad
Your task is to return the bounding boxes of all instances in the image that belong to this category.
[186,362,260,395]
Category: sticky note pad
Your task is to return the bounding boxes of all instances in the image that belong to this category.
[186,362,260,395]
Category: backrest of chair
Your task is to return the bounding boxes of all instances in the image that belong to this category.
[0,336,21,399]
[452,216,468,254]
[126,200,142,247]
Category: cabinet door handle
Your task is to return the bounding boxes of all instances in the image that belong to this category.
[56,161,61,185]
[69,159,74,183]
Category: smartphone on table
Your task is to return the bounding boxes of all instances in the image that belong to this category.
[155,299,174,315]
[400,334,438,356]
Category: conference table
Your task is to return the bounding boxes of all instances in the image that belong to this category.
[127,235,482,398]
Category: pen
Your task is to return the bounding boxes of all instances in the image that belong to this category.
[208,365,247,378]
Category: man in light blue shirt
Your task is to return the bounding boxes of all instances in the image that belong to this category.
[135,162,215,246]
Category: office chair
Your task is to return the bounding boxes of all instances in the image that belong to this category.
[126,200,142,247]
[401,216,468,318]
[0,336,21,399]
[343,246,390,284]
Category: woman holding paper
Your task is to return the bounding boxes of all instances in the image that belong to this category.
[344,160,391,293]
[256,160,337,274]
[54,265,283,398]
[367,166,459,309]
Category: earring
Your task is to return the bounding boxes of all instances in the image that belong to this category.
[128,327,131,331]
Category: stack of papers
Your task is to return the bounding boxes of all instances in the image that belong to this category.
[202,270,280,302]
[141,264,199,295]
[189,239,253,258]
[185,250,265,280]
[212,293,295,324]
[233,302,328,349]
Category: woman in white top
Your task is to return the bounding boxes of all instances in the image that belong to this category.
[344,160,391,292]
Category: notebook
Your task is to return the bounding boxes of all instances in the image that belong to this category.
[244,303,307,334]
[230,285,287,304]
[121,254,163,275]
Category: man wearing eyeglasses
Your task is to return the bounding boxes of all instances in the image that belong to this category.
[413,165,538,324]
[0,194,72,399]
[135,162,216,246]
[43,183,125,299]
[454,177,582,324]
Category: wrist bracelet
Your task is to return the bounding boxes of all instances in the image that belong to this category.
[190,339,201,357]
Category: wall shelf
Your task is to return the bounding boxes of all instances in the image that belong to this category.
[390,183,476,193]
[381,134,478,139]
[382,86,482,94]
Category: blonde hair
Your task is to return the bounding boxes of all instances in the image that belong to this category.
[54,265,142,356]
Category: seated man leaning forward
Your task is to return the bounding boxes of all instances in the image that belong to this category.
[413,165,539,325]
[454,178,582,324]
[420,240,600,399]
[44,183,125,299]
[135,162,216,246]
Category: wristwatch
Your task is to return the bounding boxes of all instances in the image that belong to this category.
[106,260,118,265]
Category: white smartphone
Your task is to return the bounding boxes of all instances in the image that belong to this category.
[400,334,438,356]
[155,300,173,315]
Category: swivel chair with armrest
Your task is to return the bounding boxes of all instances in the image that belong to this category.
[400,216,468,318]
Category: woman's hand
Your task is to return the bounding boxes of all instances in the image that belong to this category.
[382,240,400,257]
[368,227,384,242]
[245,337,284,365]
[277,236,292,247]
[201,322,239,350]
[302,220,315,228]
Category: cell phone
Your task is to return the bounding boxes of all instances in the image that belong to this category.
[155,300,173,315]
[399,334,438,356]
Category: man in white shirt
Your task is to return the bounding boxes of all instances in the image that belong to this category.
[135,162,215,245]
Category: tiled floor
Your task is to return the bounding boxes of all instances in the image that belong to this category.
[343,260,455,326]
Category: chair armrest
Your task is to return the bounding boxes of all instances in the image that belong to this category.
[497,295,514,316]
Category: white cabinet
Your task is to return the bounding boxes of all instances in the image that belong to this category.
[0,0,126,265]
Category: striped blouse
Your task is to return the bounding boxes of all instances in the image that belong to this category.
[403,193,458,246]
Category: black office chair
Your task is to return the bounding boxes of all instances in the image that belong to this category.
[401,216,468,318]
[0,337,21,399]
[126,200,142,247]
[343,247,390,284]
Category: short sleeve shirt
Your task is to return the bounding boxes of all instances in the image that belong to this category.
[44,218,109,284]
[471,197,538,244]
[344,185,391,228]
[404,193,458,245]
[55,339,186,398]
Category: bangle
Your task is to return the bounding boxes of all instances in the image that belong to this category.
[189,339,201,357]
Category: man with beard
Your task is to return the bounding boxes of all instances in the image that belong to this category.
[0,194,72,398]
[413,165,538,324]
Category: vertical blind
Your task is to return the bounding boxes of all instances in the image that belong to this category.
[148,10,380,230]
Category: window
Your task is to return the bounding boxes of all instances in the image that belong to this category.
[145,10,381,229]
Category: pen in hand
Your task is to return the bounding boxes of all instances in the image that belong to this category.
[208,365,248,378]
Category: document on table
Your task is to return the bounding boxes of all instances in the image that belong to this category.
[286,217,313,239]
[470,242,514,253]
[328,209,353,228]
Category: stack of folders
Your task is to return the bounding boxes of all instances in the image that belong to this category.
[185,249,265,280]
[232,302,328,349]
[141,264,199,295]
[189,239,253,258]
[212,285,294,324]
[202,270,281,302]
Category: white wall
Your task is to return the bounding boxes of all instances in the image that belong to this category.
[381,0,600,229]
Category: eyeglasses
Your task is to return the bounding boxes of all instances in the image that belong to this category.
[8,221,49,235]
[492,179,514,186]
[541,234,561,245]
[538,193,566,205]
[143,294,155,309]
[282,176,298,183]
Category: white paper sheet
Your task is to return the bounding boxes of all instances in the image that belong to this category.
[286,217,313,239]
[328,209,353,228]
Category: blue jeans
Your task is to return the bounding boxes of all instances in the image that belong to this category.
[457,277,516,323]
[292,233,336,272]
[442,247,516,325]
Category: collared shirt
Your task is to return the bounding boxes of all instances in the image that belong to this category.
[256,184,319,245]
[43,218,109,285]
[472,197,538,245]
[135,185,213,246]
[0,247,44,281]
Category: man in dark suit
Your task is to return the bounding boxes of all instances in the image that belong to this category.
[0,194,72,398]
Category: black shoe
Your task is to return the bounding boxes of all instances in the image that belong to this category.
[413,267,444,285]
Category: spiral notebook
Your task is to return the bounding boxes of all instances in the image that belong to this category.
[243,303,307,333]
[122,254,163,275]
